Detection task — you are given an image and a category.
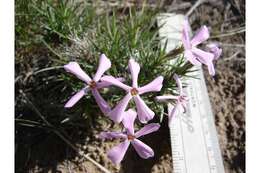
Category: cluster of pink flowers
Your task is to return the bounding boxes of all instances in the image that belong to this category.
[182,18,222,75]
[63,19,221,164]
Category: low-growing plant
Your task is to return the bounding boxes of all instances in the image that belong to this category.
[61,11,222,164]
[16,0,222,169]
[58,7,197,122]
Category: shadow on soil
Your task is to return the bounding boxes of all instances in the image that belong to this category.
[15,68,96,173]
[121,117,172,173]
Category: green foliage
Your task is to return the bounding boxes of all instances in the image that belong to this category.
[16,0,96,48]
[16,1,194,122]
[57,8,194,120]
[31,0,95,42]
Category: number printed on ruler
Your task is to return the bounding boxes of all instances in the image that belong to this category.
[170,71,220,173]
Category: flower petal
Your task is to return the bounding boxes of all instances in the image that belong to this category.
[173,74,183,94]
[182,18,191,50]
[93,54,111,82]
[190,25,209,46]
[108,140,130,164]
[99,131,127,140]
[191,48,216,75]
[207,61,216,76]
[65,87,87,108]
[135,123,160,138]
[122,109,137,135]
[91,88,111,115]
[108,93,132,123]
[131,139,154,159]
[96,77,125,89]
[64,62,91,84]
[207,43,222,60]
[184,50,201,65]
[191,47,214,65]
[101,75,131,91]
[128,59,140,88]
[156,95,179,102]
[138,76,164,95]
[133,95,154,123]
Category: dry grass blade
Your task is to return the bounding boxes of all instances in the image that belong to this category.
[186,0,205,16]
[211,27,245,38]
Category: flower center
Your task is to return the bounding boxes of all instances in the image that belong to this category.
[127,134,135,141]
[130,88,138,96]
[89,80,97,89]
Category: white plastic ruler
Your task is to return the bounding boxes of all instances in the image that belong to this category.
[157,13,225,173]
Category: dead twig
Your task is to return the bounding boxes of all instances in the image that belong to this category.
[219,43,245,48]
[19,90,51,126]
[54,129,111,173]
[15,75,22,83]
[224,51,243,61]
[186,0,205,17]
[220,26,245,33]
[85,0,159,8]
[211,28,245,38]
[33,66,63,75]
[204,41,245,48]
[221,3,231,32]
[15,66,63,86]
[167,2,192,12]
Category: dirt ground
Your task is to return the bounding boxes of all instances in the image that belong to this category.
[15,0,245,173]
[196,1,245,173]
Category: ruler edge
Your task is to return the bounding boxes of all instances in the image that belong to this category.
[198,66,225,172]
[157,13,225,173]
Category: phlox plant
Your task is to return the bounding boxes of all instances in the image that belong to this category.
[63,18,222,164]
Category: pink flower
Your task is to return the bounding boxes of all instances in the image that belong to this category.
[101,59,164,123]
[156,74,188,126]
[206,43,222,60]
[182,18,221,76]
[64,54,123,115]
[99,109,160,164]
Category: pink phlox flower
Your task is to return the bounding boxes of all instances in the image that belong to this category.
[101,59,164,123]
[99,109,160,164]
[156,74,188,126]
[182,18,221,76]
[206,43,222,60]
[64,54,123,115]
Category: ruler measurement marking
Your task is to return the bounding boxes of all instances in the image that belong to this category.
[171,113,187,173]
[197,72,212,172]
[179,116,187,173]
[193,76,212,173]
[157,13,225,173]
[197,71,219,173]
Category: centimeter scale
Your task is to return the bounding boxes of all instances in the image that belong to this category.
[157,13,225,173]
